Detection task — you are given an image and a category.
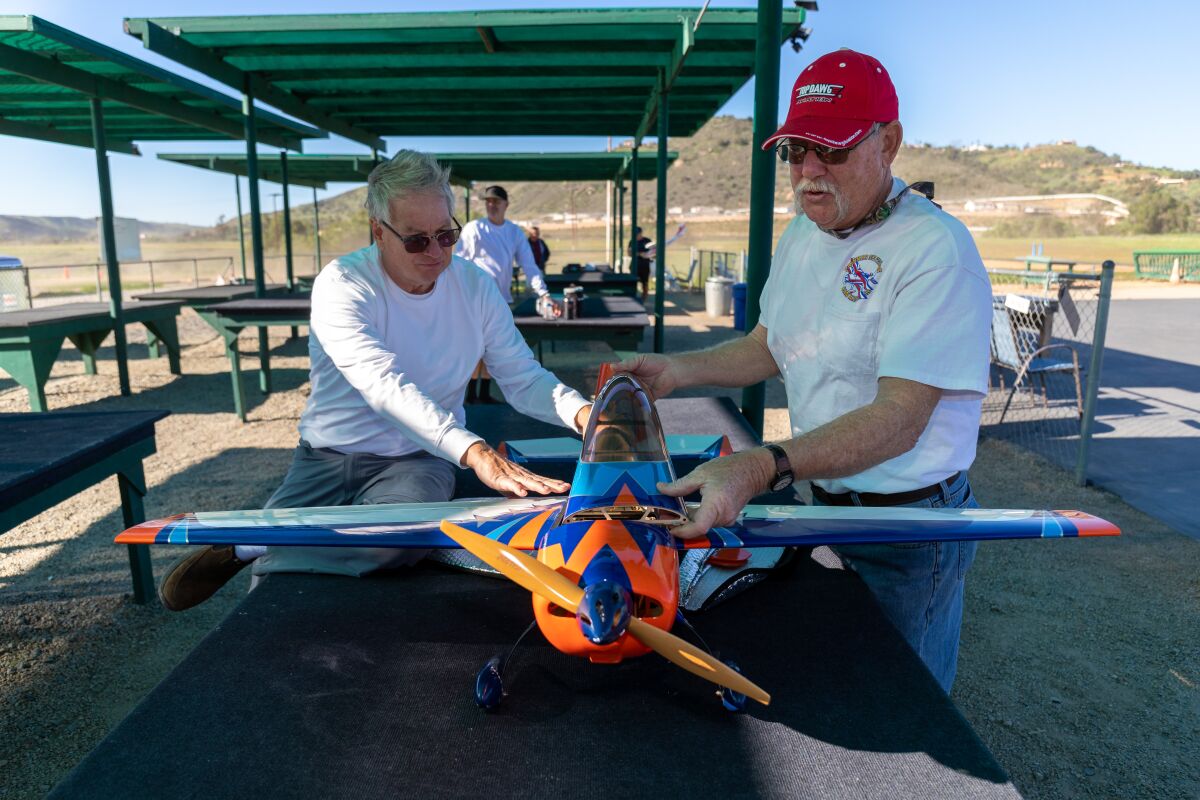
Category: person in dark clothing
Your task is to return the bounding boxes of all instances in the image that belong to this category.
[629,226,652,302]
[527,225,551,271]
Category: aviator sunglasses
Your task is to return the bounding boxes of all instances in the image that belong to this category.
[775,123,882,166]
[378,217,463,253]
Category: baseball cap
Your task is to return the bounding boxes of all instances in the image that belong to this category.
[482,185,508,201]
[762,49,898,151]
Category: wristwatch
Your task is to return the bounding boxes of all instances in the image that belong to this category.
[763,443,794,492]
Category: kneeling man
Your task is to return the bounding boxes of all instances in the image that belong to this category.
[159,150,591,610]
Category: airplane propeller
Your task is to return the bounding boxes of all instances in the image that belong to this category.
[440,520,771,706]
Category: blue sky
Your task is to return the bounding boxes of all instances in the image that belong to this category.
[2,0,1196,225]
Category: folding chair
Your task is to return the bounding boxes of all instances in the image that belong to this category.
[990,304,1083,423]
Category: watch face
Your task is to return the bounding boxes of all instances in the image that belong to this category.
[771,474,794,492]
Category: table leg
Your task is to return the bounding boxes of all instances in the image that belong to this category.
[67,331,105,376]
[118,462,154,605]
[223,328,247,422]
[143,317,182,375]
[258,327,271,394]
[145,328,160,359]
[0,338,63,412]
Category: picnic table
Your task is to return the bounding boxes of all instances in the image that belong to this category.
[1022,255,1078,273]
[0,409,168,603]
[545,270,640,298]
[204,295,312,422]
[50,398,1019,799]
[0,300,183,411]
[511,293,648,362]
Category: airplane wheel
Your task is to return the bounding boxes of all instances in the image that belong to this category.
[719,659,748,713]
[474,656,504,711]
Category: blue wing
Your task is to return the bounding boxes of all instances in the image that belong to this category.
[679,504,1120,550]
[116,497,565,550]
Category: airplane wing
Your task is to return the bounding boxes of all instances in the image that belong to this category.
[500,434,730,465]
[115,497,565,550]
[677,505,1120,550]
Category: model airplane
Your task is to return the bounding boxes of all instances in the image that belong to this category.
[116,373,1119,711]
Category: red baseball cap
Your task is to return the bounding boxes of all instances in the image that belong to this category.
[762,49,898,151]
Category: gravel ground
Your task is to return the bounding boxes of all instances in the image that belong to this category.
[1,293,1196,799]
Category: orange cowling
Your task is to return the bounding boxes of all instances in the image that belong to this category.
[532,519,679,664]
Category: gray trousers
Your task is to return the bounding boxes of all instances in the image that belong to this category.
[249,441,456,578]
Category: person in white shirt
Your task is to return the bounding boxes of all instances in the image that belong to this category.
[456,185,551,403]
[617,49,992,692]
[157,151,591,612]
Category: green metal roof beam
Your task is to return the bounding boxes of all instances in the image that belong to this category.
[125,19,383,151]
[0,115,137,153]
[120,9,771,35]
[0,42,308,150]
[635,15,695,143]
[0,16,322,150]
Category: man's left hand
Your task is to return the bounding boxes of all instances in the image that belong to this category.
[656,449,775,539]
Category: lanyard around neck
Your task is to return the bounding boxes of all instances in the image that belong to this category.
[821,181,937,240]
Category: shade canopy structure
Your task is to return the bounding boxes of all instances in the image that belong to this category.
[156,150,678,189]
[123,8,806,144]
[0,15,324,153]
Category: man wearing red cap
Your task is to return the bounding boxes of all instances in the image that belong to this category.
[618,49,992,692]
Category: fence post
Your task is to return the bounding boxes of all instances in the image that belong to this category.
[23,266,32,307]
[1075,260,1115,486]
[148,260,156,293]
[193,258,200,287]
[95,263,103,300]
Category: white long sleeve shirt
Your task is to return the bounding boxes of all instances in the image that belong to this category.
[456,218,548,302]
[299,245,589,463]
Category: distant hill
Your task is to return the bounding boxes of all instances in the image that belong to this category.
[0,215,201,243]
[6,117,1197,248]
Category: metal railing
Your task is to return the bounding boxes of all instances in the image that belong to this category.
[1132,250,1200,282]
[670,248,744,291]
[13,253,325,306]
[980,261,1115,485]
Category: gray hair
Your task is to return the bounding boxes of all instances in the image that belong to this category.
[364,150,455,222]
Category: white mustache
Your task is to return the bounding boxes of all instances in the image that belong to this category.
[795,178,839,195]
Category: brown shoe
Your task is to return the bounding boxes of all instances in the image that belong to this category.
[158,545,250,611]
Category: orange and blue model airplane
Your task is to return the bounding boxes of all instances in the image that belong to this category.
[116,373,1119,711]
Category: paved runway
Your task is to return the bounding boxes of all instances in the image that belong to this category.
[1086,298,1200,539]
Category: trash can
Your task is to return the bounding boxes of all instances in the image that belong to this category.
[705,275,734,318]
[732,282,748,331]
[0,255,29,311]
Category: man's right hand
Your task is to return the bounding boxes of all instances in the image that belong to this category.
[613,353,683,399]
[461,442,569,498]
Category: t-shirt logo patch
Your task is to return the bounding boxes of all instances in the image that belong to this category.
[840,255,883,302]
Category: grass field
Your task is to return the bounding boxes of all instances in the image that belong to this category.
[8,223,1199,299]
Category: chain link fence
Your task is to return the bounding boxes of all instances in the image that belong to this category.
[980,262,1115,484]
[668,248,744,291]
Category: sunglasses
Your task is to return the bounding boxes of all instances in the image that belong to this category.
[775,123,882,166]
[378,217,462,254]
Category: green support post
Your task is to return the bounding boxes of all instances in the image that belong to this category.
[617,179,625,273]
[312,186,322,270]
[90,97,131,397]
[654,74,669,354]
[118,462,154,604]
[243,85,271,395]
[464,183,471,222]
[281,152,294,292]
[369,148,379,244]
[740,0,783,437]
[235,175,247,282]
[1075,260,1115,486]
[630,147,639,285]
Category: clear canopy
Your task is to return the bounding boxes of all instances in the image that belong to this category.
[580,375,670,464]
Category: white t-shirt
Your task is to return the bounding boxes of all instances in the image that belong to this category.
[456,218,548,302]
[760,177,993,494]
[299,245,589,462]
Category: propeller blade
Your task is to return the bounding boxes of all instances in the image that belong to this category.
[440,520,583,613]
[627,617,771,706]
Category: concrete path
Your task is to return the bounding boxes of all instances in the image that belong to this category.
[1086,298,1200,539]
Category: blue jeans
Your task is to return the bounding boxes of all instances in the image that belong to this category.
[822,471,978,693]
